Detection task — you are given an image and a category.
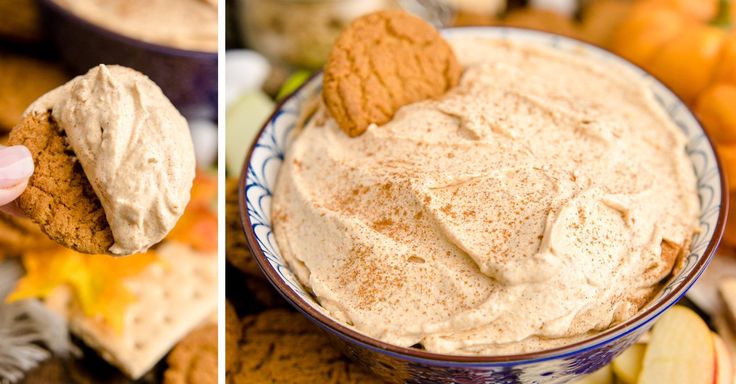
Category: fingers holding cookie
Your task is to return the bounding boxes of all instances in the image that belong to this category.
[0,144,34,213]
[5,64,196,256]
[323,10,462,137]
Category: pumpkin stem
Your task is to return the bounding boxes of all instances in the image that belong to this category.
[712,0,731,28]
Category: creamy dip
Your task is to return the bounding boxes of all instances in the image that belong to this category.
[28,65,196,255]
[272,37,700,355]
[53,0,217,52]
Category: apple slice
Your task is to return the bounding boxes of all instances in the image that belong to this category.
[611,343,646,384]
[225,91,275,172]
[638,306,715,384]
[570,364,613,384]
[713,314,736,383]
[714,332,734,384]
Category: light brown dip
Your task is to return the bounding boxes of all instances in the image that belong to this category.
[27,65,196,255]
[272,37,700,355]
[53,0,217,52]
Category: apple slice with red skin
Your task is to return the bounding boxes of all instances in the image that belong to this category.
[714,332,734,384]
[638,306,715,384]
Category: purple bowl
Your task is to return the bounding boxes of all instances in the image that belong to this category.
[36,0,217,120]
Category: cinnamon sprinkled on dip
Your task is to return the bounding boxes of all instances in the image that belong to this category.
[271,37,700,355]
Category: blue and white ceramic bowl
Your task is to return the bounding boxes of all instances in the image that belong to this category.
[239,27,728,384]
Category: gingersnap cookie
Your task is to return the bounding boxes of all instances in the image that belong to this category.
[226,178,284,308]
[0,55,67,132]
[227,309,383,384]
[0,0,42,42]
[226,300,241,374]
[164,324,218,384]
[661,240,686,277]
[323,10,461,137]
[226,178,259,275]
[0,211,55,256]
[8,112,114,254]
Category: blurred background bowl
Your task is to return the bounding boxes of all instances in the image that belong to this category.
[36,0,218,120]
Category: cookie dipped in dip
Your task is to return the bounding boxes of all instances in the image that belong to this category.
[9,64,195,256]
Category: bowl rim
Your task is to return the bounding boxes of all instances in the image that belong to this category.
[238,26,729,364]
[38,0,217,59]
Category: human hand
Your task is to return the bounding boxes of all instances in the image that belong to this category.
[0,145,34,215]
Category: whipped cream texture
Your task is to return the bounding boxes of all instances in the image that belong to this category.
[272,38,700,355]
[29,65,196,255]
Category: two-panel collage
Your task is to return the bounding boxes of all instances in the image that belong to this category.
[0,0,735,383]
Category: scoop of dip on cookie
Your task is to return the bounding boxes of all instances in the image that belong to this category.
[16,64,195,256]
[271,34,701,354]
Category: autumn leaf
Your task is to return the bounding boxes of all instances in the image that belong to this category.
[167,169,218,252]
[189,169,218,207]
[7,247,159,333]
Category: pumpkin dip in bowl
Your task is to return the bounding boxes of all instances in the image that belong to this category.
[270,35,700,355]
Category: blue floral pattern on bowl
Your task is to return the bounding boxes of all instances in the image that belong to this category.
[240,27,726,384]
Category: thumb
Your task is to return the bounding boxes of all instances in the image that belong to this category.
[0,145,34,206]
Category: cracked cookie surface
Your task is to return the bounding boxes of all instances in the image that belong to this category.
[225,179,257,275]
[226,178,283,307]
[8,112,114,254]
[323,10,461,137]
[225,301,240,374]
[165,324,218,384]
[227,309,383,384]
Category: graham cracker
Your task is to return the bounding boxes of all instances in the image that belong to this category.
[45,241,217,379]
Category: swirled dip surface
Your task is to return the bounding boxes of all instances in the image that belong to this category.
[53,0,217,52]
[272,38,700,355]
[28,65,196,255]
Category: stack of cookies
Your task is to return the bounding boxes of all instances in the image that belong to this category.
[225,179,283,309]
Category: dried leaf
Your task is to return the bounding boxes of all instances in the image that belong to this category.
[166,170,217,252]
[7,247,158,333]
